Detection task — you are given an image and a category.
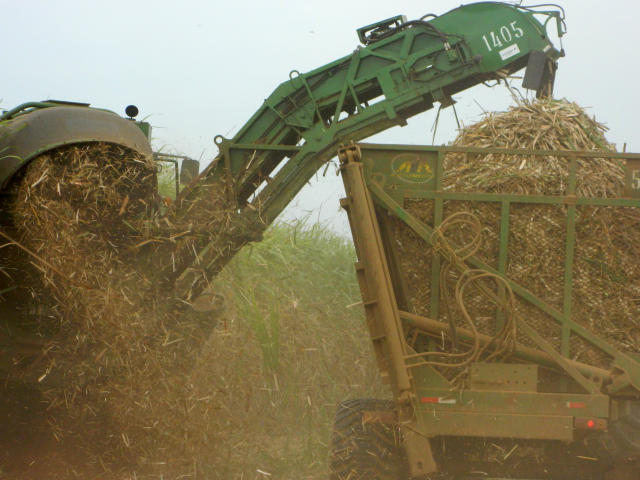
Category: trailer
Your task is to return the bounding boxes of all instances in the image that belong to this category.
[330,143,640,479]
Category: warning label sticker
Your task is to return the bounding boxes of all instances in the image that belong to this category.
[499,43,520,61]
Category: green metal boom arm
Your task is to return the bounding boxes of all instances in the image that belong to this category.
[177,2,564,290]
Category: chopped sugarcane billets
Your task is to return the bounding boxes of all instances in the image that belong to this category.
[0,143,245,477]
[391,99,639,369]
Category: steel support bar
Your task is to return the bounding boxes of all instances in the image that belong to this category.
[338,145,438,477]
[338,146,411,394]
[418,411,574,441]
[405,191,640,208]
[429,151,445,319]
[369,184,601,394]
[561,158,578,355]
[400,310,611,384]
[355,142,640,160]
[496,201,510,329]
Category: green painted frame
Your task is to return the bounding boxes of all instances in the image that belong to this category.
[358,144,640,395]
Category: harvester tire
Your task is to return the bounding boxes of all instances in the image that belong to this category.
[329,398,409,480]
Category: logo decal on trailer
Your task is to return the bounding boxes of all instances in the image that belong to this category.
[391,154,434,184]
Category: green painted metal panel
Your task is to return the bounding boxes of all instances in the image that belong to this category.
[430,2,563,75]
[0,106,152,189]
[195,3,564,224]
[170,3,565,295]
[413,386,609,418]
[418,410,574,441]
[469,363,538,392]
[358,143,640,396]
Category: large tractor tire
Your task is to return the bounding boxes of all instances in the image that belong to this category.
[329,398,409,480]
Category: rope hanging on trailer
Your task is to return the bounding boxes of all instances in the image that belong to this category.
[404,212,517,372]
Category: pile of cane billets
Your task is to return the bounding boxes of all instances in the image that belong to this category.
[0,142,244,477]
[390,99,639,370]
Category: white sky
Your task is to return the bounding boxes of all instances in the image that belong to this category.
[3,0,639,234]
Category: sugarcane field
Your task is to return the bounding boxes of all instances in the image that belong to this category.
[1,1,639,479]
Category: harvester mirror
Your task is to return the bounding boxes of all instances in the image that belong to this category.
[125,105,139,118]
[180,158,200,185]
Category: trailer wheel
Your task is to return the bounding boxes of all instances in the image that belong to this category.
[587,400,640,472]
[329,398,409,480]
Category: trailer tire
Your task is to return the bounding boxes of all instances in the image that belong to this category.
[588,400,640,466]
[608,401,640,461]
[329,398,409,480]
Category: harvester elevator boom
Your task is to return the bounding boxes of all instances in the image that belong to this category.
[174,2,565,295]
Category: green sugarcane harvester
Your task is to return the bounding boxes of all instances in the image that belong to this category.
[1,2,639,478]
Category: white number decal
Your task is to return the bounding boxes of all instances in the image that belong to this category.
[500,26,512,43]
[490,31,503,48]
[482,21,524,52]
[510,21,524,38]
[482,35,492,51]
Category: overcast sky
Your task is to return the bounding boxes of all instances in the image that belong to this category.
[3,0,639,234]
